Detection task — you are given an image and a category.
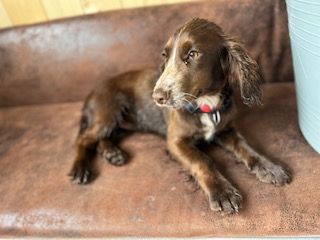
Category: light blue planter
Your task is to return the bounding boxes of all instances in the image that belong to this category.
[286,0,320,154]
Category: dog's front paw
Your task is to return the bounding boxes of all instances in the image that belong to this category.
[69,161,92,184]
[101,147,127,166]
[251,160,291,186]
[209,182,242,214]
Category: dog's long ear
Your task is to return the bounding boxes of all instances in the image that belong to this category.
[220,37,262,106]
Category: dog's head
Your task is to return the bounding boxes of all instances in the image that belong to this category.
[152,18,262,109]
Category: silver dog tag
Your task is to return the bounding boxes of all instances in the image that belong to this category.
[212,110,221,125]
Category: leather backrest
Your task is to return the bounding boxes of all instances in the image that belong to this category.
[0,0,293,107]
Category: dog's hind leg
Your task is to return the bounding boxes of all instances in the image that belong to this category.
[69,118,100,184]
[69,91,129,184]
[98,137,127,166]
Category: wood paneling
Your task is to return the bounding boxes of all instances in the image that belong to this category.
[122,0,144,9]
[2,0,47,25]
[144,0,164,6]
[0,0,194,29]
[0,1,12,28]
[42,0,83,20]
[79,0,122,13]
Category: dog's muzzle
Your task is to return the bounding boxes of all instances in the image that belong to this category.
[152,88,171,105]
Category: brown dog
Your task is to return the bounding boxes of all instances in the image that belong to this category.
[69,18,291,214]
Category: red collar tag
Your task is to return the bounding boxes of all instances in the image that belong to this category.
[199,104,212,113]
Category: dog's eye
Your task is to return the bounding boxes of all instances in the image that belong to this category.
[184,50,198,65]
[188,50,197,58]
[161,51,167,58]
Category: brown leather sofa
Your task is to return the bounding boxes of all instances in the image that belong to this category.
[1,0,320,237]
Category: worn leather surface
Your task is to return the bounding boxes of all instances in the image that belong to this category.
[0,83,319,237]
[0,0,315,237]
[0,0,293,107]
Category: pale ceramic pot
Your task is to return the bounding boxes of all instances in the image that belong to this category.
[286,0,320,153]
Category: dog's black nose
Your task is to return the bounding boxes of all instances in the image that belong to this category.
[152,88,170,105]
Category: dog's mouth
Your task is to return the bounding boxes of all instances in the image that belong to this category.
[154,96,199,112]
[152,88,203,110]
[154,101,175,108]
[154,98,183,109]
[154,94,222,115]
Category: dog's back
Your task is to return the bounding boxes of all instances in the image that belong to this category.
[81,68,167,139]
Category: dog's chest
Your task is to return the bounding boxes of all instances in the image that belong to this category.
[199,114,217,141]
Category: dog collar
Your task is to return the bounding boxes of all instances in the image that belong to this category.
[184,87,233,124]
[185,87,233,114]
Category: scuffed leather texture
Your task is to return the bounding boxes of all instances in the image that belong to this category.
[0,0,293,107]
[0,83,320,237]
[1,0,316,237]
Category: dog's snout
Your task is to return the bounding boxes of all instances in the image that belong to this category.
[152,88,171,105]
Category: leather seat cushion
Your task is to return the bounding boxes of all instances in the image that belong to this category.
[0,83,319,237]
